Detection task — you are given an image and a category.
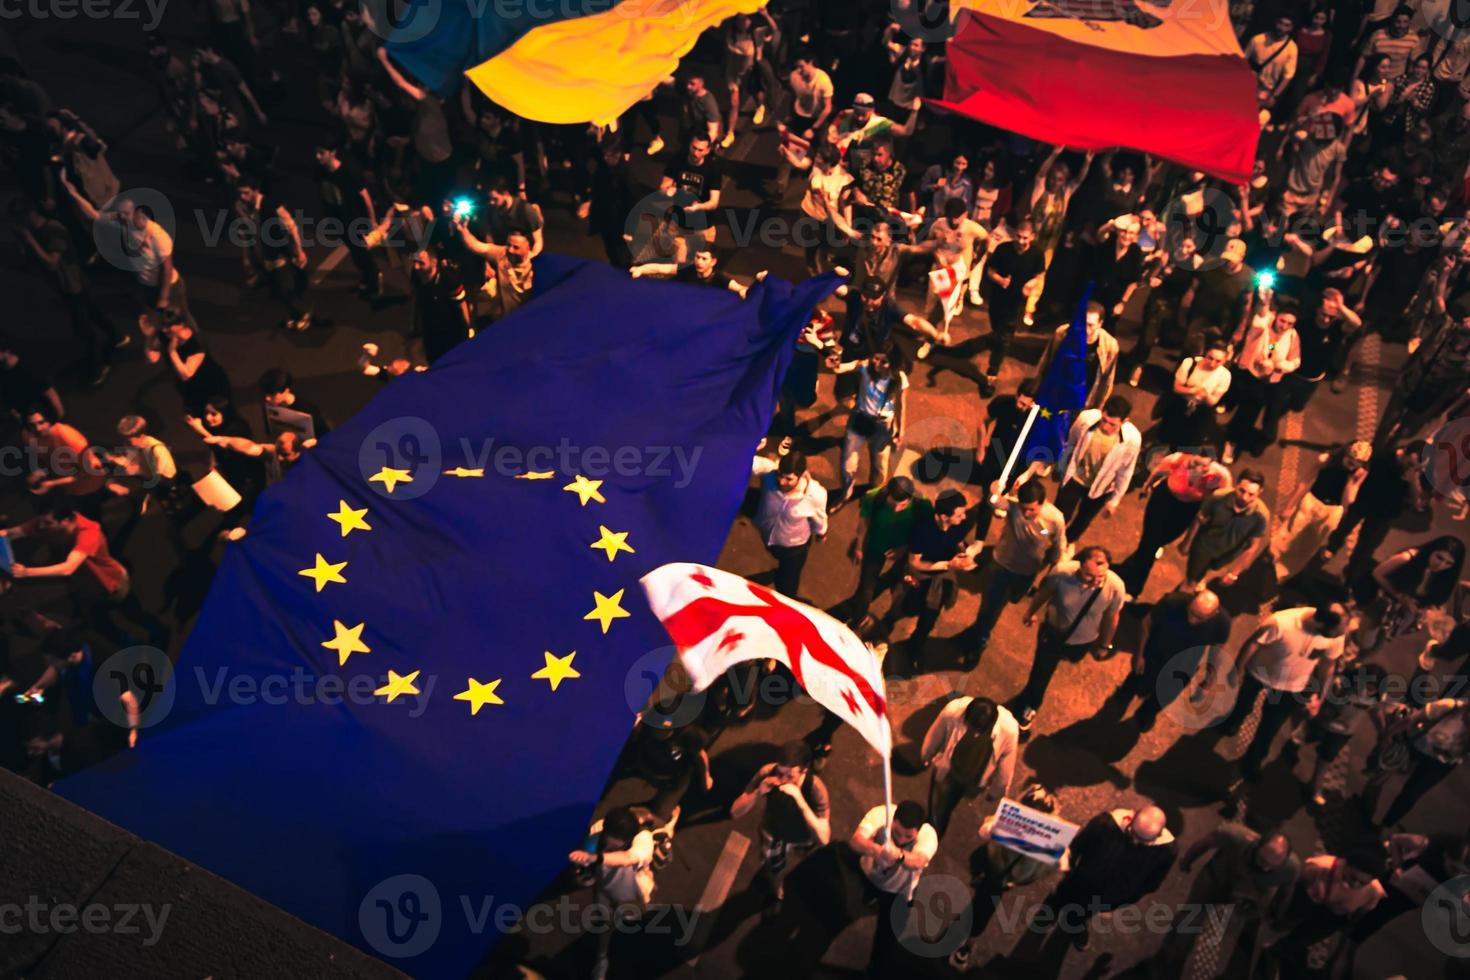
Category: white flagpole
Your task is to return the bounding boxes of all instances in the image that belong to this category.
[988,401,1043,508]
[882,748,895,838]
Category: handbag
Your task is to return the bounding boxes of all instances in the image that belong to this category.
[1039,582,1105,652]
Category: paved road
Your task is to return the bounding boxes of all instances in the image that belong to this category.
[2,14,1466,980]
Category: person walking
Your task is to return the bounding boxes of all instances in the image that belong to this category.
[918,695,1019,837]
[751,451,828,598]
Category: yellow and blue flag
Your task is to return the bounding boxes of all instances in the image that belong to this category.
[59,255,838,974]
[387,0,764,123]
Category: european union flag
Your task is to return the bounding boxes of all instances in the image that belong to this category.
[1021,285,1093,463]
[58,256,838,976]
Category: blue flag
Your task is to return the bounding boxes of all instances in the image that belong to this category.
[1020,286,1093,464]
[58,256,838,975]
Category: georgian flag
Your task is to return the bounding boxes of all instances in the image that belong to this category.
[641,563,892,757]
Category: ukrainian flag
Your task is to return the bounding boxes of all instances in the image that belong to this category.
[386,0,763,124]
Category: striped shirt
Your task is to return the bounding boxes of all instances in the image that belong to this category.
[1365,28,1420,78]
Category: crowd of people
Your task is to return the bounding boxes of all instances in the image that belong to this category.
[2,0,1470,976]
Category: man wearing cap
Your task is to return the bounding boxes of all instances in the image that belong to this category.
[1180,238,1254,354]
[828,92,917,170]
[841,276,941,366]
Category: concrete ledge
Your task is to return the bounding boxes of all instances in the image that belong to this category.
[0,769,401,979]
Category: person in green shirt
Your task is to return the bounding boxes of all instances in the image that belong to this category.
[846,476,930,630]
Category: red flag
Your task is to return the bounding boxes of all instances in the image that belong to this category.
[933,2,1258,182]
[641,563,892,757]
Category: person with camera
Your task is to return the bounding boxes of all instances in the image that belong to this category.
[729,741,831,916]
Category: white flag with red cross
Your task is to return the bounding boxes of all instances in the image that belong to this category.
[640,563,892,757]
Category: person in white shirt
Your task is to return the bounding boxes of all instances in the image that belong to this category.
[1225,300,1301,464]
[848,799,938,973]
[919,695,1019,836]
[1222,604,1348,783]
[1156,339,1232,451]
[1033,394,1142,542]
[568,806,658,980]
[791,143,853,274]
[787,52,833,138]
[751,452,828,597]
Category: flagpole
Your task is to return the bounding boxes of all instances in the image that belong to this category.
[882,746,895,838]
[988,401,1042,508]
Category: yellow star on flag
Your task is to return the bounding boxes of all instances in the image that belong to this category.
[531,651,580,691]
[1038,407,1053,419]
[454,677,505,715]
[563,474,606,506]
[299,553,348,592]
[590,526,635,562]
[585,589,631,633]
[321,619,370,666]
[444,467,485,478]
[327,500,372,537]
[369,466,414,494]
[374,669,421,703]
[515,471,555,480]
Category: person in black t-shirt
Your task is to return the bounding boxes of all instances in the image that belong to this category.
[1291,288,1363,409]
[876,490,976,671]
[631,245,758,298]
[410,249,473,364]
[663,136,722,244]
[0,347,62,423]
[236,176,313,330]
[980,221,1045,395]
[314,136,380,298]
[970,378,1038,541]
[1120,589,1231,730]
[163,315,232,416]
[1325,442,1428,582]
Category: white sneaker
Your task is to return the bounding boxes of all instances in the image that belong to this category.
[1222,443,1236,464]
[720,131,736,149]
[916,342,932,360]
[969,290,984,307]
[752,104,766,126]
[646,136,665,156]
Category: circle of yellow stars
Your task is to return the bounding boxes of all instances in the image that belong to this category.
[296,471,637,716]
